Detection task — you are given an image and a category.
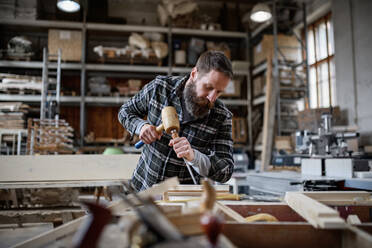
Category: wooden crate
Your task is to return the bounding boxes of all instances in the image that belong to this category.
[254,34,300,66]
[48,29,82,61]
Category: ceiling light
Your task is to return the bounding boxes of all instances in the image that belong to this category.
[250,3,272,23]
[57,0,80,13]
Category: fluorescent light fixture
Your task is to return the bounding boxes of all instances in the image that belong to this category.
[57,0,80,13]
[250,3,272,23]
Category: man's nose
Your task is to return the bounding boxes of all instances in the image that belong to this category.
[207,90,218,103]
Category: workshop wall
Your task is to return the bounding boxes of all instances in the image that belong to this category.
[333,0,372,145]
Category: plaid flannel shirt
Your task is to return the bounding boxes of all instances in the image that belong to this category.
[118,75,234,192]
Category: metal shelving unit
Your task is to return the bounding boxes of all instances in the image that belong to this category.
[0,18,250,147]
[248,1,309,170]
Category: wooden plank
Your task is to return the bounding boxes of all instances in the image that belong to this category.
[225,203,372,222]
[223,222,343,248]
[168,212,203,236]
[0,209,85,225]
[347,215,362,225]
[166,184,229,192]
[214,201,246,223]
[11,177,180,248]
[0,154,140,182]
[109,177,180,214]
[0,180,126,189]
[302,191,372,205]
[261,54,276,171]
[284,192,345,229]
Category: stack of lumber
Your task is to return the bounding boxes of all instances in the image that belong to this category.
[27,118,75,154]
[0,102,29,129]
[0,73,46,94]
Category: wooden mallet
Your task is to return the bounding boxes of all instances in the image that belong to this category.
[135,106,198,184]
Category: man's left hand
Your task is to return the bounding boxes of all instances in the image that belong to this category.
[169,137,195,162]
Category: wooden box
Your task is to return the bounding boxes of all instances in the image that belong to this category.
[48,29,82,61]
[254,34,300,66]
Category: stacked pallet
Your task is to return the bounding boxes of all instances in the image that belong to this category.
[27,119,75,154]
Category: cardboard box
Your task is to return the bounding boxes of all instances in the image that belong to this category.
[48,29,82,61]
[297,107,342,132]
[222,78,242,97]
[254,34,300,66]
[275,136,293,152]
[232,117,247,143]
[253,74,265,97]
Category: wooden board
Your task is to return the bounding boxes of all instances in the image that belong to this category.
[223,222,343,248]
[0,154,139,182]
[261,53,276,171]
[302,191,372,205]
[285,192,345,229]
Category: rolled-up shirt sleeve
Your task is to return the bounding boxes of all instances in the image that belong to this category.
[188,114,234,182]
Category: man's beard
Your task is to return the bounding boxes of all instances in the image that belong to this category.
[183,79,214,118]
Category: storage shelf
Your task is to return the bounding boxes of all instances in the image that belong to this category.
[85,63,169,73]
[254,145,263,152]
[172,27,247,38]
[86,23,168,33]
[0,60,81,70]
[0,94,248,106]
[253,95,266,106]
[0,94,81,102]
[0,19,83,29]
[0,19,248,39]
[252,61,268,76]
[172,66,249,76]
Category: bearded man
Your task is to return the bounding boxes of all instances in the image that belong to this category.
[118,51,234,192]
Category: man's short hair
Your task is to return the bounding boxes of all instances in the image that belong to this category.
[195,50,233,79]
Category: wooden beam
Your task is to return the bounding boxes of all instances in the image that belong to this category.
[261,54,276,171]
[11,177,180,248]
[0,154,140,182]
[284,192,345,229]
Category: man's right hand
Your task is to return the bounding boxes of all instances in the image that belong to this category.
[139,124,162,144]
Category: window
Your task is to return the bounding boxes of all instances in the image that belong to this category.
[305,13,335,108]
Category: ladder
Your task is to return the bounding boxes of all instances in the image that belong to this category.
[40,47,62,121]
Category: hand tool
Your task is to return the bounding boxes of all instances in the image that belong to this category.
[71,201,113,248]
[135,106,198,184]
[120,181,184,243]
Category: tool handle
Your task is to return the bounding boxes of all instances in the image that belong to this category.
[135,140,144,149]
[134,124,164,149]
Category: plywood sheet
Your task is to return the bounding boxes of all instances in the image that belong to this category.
[0,154,139,182]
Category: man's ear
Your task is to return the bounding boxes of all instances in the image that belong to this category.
[190,67,197,80]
